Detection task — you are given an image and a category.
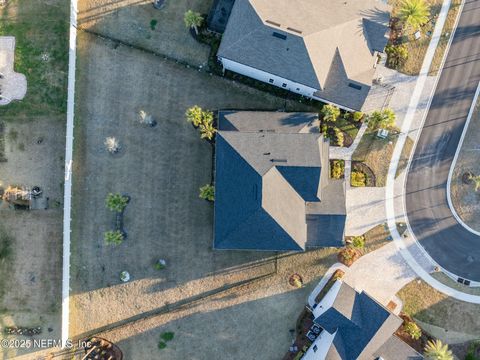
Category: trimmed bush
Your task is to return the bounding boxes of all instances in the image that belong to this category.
[338,247,360,266]
[353,111,364,122]
[161,332,175,342]
[351,171,367,187]
[321,104,340,122]
[158,341,167,349]
[330,160,345,179]
[334,128,344,147]
[351,236,365,249]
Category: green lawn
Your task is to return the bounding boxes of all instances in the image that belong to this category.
[0,1,69,119]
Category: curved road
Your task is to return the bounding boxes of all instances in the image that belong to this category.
[406,0,480,281]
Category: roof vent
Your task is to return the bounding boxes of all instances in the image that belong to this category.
[266,20,281,27]
[263,152,271,155]
[270,159,288,163]
[287,27,302,34]
[348,82,362,90]
[272,32,287,40]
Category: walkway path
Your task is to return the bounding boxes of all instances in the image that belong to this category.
[0,36,26,105]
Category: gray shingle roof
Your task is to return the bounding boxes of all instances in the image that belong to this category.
[314,282,405,360]
[373,335,424,360]
[213,111,346,251]
[217,0,391,110]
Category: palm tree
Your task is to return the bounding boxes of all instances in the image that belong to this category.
[367,108,396,130]
[104,230,124,245]
[105,193,129,213]
[184,10,204,35]
[424,339,453,360]
[399,0,430,32]
[199,184,214,201]
[185,105,204,127]
[199,120,216,140]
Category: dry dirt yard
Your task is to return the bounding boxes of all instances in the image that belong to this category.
[450,98,480,231]
[0,118,65,360]
[0,0,68,358]
[70,31,339,359]
[77,0,212,67]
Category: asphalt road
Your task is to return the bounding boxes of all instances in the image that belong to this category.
[405,0,480,282]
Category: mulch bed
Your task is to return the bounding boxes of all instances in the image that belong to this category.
[395,314,433,353]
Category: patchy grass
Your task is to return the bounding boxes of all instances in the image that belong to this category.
[353,131,412,186]
[396,136,414,178]
[397,279,480,336]
[429,0,463,75]
[387,0,461,76]
[0,1,69,119]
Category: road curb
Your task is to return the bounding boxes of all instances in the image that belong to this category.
[446,82,480,236]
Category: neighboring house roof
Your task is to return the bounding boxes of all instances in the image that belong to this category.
[214,111,346,251]
[217,0,391,110]
[310,281,423,360]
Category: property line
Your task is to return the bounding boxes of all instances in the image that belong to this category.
[62,0,78,347]
[446,81,480,236]
[386,0,480,302]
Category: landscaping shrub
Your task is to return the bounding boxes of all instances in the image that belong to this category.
[403,321,422,340]
[105,193,129,213]
[158,341,167,349]
[352,111,364,122]
[351,171,367,187]
[386,44,409,68]
[332,269,345,280]
[104,230,124,245]
[338,247,360,267]
[321,104,340,122]
[161,332,175,342]
[199,184,214,201]
[330,160,345,179]
[334,128,344,147]
[351,236,365,249]
[185,105,204,127]
[150,19,158,30]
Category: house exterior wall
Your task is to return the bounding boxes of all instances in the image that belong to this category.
[219,57,357,111]
[220,57,319,97]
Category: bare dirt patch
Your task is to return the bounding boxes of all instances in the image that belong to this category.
[0,117,65,359]
[77,0,212,67]
[450,98,480,231]
[70,31,323,359]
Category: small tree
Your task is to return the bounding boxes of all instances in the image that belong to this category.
[386,44,409,68]
[399,0,430,32]
[424,339,453,360]
[105,193,129,212]
[185,105,203,127]
[184,10,204,35]
[104,230,124,245]
[199,184,214,201]
[403,321,422,340]
[367,109,396,130]
[321,104,340,122]
[104,137,120,154]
